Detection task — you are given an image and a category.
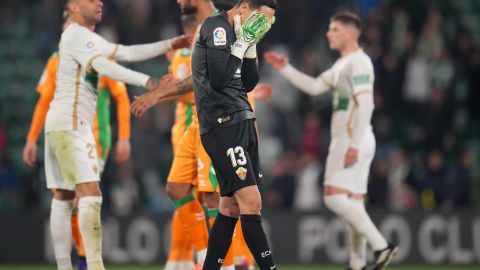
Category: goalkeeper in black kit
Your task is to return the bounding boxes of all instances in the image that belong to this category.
[190,0,277,269]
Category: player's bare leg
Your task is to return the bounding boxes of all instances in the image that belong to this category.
[51,189,76,270]
[76,182,105,270]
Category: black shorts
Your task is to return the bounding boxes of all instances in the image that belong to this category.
[201,119,262,197]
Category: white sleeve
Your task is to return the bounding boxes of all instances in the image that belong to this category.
[349,84,374,149]
[90,56,150,87]
[278,64,333,96]
[108,39,173,62]
[350,57,374,95]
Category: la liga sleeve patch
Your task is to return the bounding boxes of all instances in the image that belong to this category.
[213,27,227,46]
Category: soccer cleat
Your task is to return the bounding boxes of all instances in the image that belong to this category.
[77,256,87,270]
[371,242,399,270]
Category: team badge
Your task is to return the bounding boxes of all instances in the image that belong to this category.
[236,167,247,180]
[213,27,226,46]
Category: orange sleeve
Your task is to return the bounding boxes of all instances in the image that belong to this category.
[106,78,131,140]
[171,49,195,103]
[36,54,58,94]
[27,56,57,142]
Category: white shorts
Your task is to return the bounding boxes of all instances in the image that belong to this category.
[45,125,100,191]
[324,129,375,194]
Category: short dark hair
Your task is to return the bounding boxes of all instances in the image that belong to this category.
[235,0,277,10]
[331,11,361,30]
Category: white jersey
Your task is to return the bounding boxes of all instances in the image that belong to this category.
[45,23,119,132]
[320,50,374,138]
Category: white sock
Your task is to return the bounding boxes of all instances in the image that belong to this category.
[324,194,388,251]
[165,261,195,270]
[347,199,367,269]
[50,198,75,270]
[78,196,105,270]
[196,248,207,264]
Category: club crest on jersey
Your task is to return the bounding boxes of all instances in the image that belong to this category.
[236,167,247,180]
[213,27,226,46]
[86,41,95,48]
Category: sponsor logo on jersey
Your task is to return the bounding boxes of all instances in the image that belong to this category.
[234,68,241,78]
[236,167,247,180]
[217,115,231,124]
[213,27,226,46]
[353,74,371,85]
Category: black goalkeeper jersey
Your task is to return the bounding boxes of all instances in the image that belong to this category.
[191,11,258,135]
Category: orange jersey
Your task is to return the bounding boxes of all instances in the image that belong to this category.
[27,53,130,157]
[26,53,59,142]
[170,48,197,150]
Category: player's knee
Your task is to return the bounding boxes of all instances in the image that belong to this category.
[240,198,262,214]
[220,203,240,218]
[53,189,76,200]
[203,192,220,208]
[76,182,102,197]
[166,183,190,201]
[324,194,350,215]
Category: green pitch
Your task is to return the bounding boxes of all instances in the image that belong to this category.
[1,266,479,270]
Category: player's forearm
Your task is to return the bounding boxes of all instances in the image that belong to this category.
[241,58,259,92]
[350,92,374,148]
[279,64,331,96]
[91,56,150,88]
[157,76,194,99]
[114,39,172,62]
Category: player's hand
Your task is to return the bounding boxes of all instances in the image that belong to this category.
[264,51,288,69]
[131,91,158,117]
[253,83,273,101]
[344,147,358,168]
[115,139,131,164]
[234,11,273,46]
[160,73,175,85]
[170,35,192,50]
[23,141,37,167]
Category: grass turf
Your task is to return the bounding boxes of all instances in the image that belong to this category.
[1,266,479,270]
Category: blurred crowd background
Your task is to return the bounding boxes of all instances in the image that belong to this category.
[1,0,480,216]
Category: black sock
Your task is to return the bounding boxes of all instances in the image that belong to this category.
[241,214,277,270]
[202,213,238,270]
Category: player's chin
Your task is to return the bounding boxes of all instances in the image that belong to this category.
[93,14,102,24]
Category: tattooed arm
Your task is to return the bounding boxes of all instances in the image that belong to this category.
[131,76,194,117]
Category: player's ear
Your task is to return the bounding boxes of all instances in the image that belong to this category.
[238,1,251,17]
[67,2,79,13]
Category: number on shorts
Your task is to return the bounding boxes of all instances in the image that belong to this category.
[226,146,247,167]
[86,143,95,159]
